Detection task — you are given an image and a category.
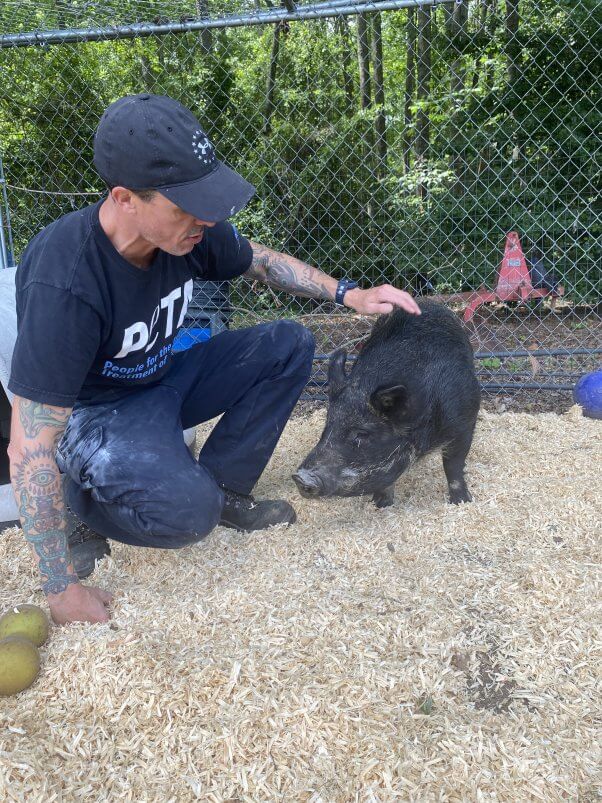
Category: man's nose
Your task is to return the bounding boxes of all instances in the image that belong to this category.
[194,219,216,228]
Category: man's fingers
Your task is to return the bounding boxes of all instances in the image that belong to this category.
[401,297,421,315]
[347,285,421,315]
[392,290,421,315]
[92,588,114,605]
[376,286,421,315]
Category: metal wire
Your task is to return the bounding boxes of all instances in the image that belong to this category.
[0,0,599,395]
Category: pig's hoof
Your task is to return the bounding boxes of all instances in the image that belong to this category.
[449,489,472,505]
[372,488,395,508]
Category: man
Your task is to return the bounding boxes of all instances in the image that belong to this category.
[8,94,420,627]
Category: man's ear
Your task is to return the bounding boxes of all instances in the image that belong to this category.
[110,186,136,212]
[370,384,408,415]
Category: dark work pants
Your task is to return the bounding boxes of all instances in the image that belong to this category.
[56,321,315,549]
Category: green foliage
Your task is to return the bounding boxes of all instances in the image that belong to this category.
[0,1,599,301]
[480,358,502,370]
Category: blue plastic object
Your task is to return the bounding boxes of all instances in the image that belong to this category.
[172,280,231,353]
[573,369,602,420]
[172,327,211,353]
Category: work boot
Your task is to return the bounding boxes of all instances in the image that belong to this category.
[61,475,110,579]
[219,488,297,533]
[66,510,111,580]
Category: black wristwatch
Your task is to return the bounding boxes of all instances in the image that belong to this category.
[335,278,359,307]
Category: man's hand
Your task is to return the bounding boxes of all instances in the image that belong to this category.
[344,285,422,316]
[47,582,113,625]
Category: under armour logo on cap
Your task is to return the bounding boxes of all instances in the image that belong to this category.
[192,130,216,165]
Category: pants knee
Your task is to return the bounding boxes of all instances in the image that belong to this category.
[270,320,315,363]
[153,478,223,547]
[97,468,224,550]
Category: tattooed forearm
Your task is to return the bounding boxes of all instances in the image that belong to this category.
[11,443,77,595]
[247,242,335,301]
[10,398,76,596]
[19,400,70,440]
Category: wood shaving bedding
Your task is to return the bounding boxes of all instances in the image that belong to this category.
[0,406,600,802]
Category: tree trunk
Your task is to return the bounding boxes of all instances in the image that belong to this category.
[369,12,387,271]
[505,0,520,87]
[471,0,491,91]
[446,0,468,190]
[356,12,372,111]
[415,4,431,198]
[336,17,354,109]
[263,21,286,135]
[403,7,416,173]
[371,12,387,176]
[356,12,374,222]
[56,2,66,29]
[505,0,525,184]
[195,0,213,53]
[471,1,499,176]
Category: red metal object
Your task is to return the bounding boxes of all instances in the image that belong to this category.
[463,232,563,322]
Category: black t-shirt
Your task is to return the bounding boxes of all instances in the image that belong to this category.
[8,200,253,407]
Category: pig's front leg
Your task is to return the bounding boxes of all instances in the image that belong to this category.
[372,485,395,508]
[442,433,474,504]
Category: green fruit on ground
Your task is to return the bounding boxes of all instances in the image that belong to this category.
[0,636,41,696]
[0,604,50,647]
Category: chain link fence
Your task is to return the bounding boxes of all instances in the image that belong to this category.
[0,0,600,404]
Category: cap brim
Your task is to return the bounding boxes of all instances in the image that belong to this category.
[157,161,255,223]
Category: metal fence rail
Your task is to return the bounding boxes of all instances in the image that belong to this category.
[0,0,450,46]
[0,0,600,396]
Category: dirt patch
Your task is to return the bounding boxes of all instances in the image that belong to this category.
[452,648,524,714]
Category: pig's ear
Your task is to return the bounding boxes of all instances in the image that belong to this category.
[328,348,348,397]
[370,384,408,415]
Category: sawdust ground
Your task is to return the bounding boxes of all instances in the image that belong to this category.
[0,406,600,801]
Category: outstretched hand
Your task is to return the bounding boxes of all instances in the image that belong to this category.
[344,285,421,316]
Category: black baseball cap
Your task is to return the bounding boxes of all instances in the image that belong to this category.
[93,94,255,222]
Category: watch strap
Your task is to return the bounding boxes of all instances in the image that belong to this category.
[335,278,358,306]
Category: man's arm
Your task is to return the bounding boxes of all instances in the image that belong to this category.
[8,396,112,624]
[246,241,421,316]
[10,398,76,595]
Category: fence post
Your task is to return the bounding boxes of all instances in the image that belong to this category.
[0,153,14,269]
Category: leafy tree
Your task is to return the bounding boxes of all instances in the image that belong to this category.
[0,0,599,298]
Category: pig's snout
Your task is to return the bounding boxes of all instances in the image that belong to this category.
[292,469,325,497]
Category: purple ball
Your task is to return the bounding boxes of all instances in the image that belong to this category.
[573,370,602,420]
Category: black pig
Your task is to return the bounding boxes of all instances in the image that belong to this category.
[293,301,480,507]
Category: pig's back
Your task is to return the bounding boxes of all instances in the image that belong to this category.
[361,300,474,364]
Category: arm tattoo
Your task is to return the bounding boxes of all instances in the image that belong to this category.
[20,400,68,440]
[247,243,334,301]
[11,401,76,595]
[12,444,77,595]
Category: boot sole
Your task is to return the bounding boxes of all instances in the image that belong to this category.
[219,516,296,533]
